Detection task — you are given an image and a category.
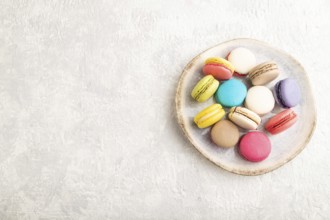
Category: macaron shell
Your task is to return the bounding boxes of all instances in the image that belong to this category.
[248,61,279,85]
[275,78,301,108]
[228,47,256,74]
[245,86,275,115]
[215,79,247,107]
[211,120,239,148]
[265,109,297,135]
[239,131,271,162]
[203,64,233,80]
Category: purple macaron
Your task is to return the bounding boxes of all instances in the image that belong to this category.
[274,78,301,108]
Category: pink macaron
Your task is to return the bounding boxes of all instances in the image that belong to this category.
[239,131,271,162]
[265,109,297,135]
[202,57,235,80]
[202,64,233,80]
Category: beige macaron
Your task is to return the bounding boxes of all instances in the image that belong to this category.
[228,107,261,130]
[211,120,240,148]
[248,61,279,85]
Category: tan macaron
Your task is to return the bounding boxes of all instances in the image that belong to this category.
[211,120,239,148]
[248,61,279,85]
[228,107,261,130]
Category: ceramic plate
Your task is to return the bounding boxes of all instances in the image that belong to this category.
[175,38,316,175]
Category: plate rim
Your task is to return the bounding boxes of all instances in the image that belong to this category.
[175,38,317,176]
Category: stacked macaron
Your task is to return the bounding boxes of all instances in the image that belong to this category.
[190,47,301,163]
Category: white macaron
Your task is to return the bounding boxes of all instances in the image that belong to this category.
[228,47,256,75]
[245,86,275,115]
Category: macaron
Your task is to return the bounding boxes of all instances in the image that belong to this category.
[203,57,235,80]
[191,75,219,102]
[227,47,256,76]
[265,109,297,135]
[248,61,280,85]
[239,131,271,162]
[215,79,247,107]
[274,78,301,108]
[245,86,275,115]
[194,104,225,128]
[211,120,239,148]
[228,106,261,130]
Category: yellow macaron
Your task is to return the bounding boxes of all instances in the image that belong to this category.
[191,75,219,102]
[205,57,235,73]
[194,104,225,128]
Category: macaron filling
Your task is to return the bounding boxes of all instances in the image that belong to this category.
[198,110,220,123]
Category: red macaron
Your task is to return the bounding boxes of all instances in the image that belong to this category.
[265,109,297,135]
[239,131,271,162]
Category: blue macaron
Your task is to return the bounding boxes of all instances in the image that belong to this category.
[215,79,247,107]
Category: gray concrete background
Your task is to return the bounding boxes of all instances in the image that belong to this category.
[0,0,330,219]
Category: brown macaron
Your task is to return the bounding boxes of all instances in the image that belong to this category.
[248,61,279,85]
[211,120,240,148]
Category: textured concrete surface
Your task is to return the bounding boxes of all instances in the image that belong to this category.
[0,0,330,219]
